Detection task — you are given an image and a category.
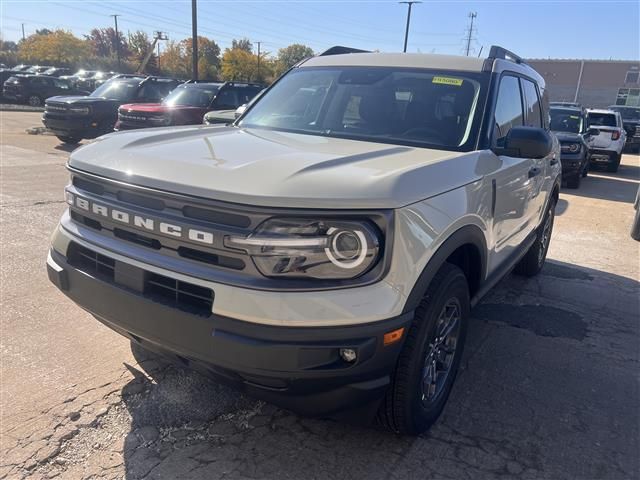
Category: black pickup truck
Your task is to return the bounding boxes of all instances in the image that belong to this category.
[609,105,640,153]
[43,75,181,144]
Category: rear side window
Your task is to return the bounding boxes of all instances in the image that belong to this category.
[588,113,617,127]
[522,79,543,128]
[493,75,523,145]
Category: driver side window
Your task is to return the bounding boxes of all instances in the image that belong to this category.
[493,75,524,146]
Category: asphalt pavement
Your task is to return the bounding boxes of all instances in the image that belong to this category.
[1,111,639,480]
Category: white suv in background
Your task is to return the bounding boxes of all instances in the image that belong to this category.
[587,108,626,172]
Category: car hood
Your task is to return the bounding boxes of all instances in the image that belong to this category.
[47,95,121,105]
[119,103,205,113]
[68,126,482,209]
[552,131,583,142]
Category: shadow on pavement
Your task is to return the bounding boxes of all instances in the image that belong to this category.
[54,142,82,153]
[564,167,639,203]
[114,260,638,479]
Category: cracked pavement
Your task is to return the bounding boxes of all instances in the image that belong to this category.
[1,112,639,479]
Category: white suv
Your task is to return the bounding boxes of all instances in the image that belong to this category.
[587,108,627,172]
[47,46,561,434]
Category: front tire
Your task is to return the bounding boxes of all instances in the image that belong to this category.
[56,136,80,144]
[514,196,556,277]
[566,172,581,189]
[377,263,469,435]
[27,95,43,107]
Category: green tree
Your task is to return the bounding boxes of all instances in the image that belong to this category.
[128,31,157,73]
[86,28,130,60]
[275,43,314,76]
[183,36,221,79]
[231,38,252,53]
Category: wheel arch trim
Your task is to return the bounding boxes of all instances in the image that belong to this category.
[401,224,488,314]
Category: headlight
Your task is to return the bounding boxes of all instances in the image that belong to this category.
[224,218,381,280]
[561,142,581,153]
[69,106,90,115]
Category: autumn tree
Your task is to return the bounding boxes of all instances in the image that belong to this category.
[275,43,314,77]
[221,47,257,82]
[18,30,90,65]
[183,37,221,79]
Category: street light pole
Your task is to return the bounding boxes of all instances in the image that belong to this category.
[110,14,121,69]
[191,0,198,80]
[399,1,421,53]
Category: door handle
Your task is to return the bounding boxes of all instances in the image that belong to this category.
[528,167,542,178]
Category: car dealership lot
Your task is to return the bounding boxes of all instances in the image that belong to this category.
[1,112,638,479]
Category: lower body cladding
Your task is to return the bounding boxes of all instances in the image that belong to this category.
[46,242,412,422]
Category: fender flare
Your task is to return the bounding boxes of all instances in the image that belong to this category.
[401,224,488,314]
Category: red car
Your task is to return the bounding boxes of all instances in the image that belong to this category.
[116,81,264,130]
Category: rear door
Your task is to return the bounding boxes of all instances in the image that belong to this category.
[521,78,548,220]
[489,74,537,270]
[588,111,618,149]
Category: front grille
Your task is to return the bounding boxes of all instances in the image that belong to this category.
[67,242,213,316]
[68,243,115,281]
[145,272,214,314]
[119,113,148,123]
[635,125,640,138]
[46,104,67,113]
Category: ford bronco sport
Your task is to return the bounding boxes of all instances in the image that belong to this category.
[47,46,561,434]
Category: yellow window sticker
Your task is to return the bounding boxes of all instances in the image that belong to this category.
[570,115,580,119]
[432,76,463,86]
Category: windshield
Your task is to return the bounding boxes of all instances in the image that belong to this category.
[550,109,583,133]
[239,67,483,150]
[90,79,139,100]
[163,85,220,107]
[610,107,640,121]
[588,112,617,127]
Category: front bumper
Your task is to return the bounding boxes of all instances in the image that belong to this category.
[46,243,412,419]
[42,115,110,139]
[560,152,585,175]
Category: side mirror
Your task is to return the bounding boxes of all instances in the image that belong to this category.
[586,127,600,137]
[234,104,247,119]
[495,126,553,159]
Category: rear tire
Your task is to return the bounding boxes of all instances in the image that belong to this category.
[607,152,620,172]
[581,159,589,178]
[514,196,556,277]
[377,263,469,435]
[56,136,80,144]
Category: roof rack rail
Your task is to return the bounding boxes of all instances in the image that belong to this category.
[319,46,370,56]
[112,73,147,79]
[487,45,525,65]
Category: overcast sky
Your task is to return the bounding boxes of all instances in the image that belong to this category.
[2,0,639,60]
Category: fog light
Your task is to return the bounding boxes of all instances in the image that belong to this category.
[65,190,74,205]
[339,348,357,363]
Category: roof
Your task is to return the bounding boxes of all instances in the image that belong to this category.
[550,106,582,112]
[303,52,486,72]
[586,108,617,114]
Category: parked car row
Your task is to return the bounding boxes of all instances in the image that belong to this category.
[549,102,633,189]
[39,75,264,143]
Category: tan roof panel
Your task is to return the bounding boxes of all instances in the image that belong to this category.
[303,52,486,72]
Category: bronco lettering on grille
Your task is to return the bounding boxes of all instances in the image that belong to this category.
[67,191,215,245]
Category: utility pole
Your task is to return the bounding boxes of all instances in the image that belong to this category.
[110,14,121,69]
[191,0,198,80]
[157,42,161,72]
[21,23,26,40]
[464,12,477,57]
[399,1,421,53]
[256,41,261,81]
